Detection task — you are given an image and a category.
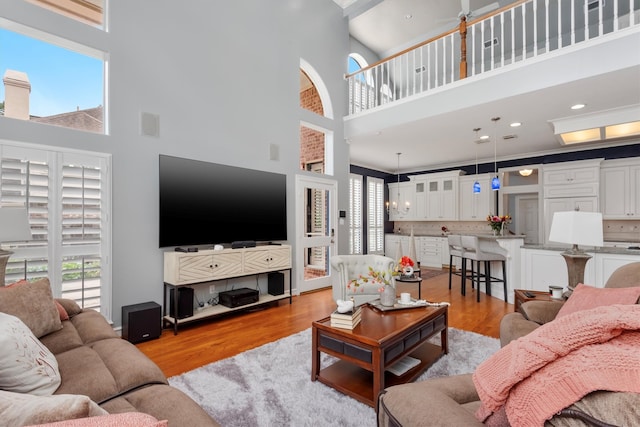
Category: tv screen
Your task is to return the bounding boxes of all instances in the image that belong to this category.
[159,155,287,248]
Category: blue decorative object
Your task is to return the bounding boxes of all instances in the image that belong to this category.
[491,175,501,190]
[473,180,481,193]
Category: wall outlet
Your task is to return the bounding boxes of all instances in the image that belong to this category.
[209,284,216,294]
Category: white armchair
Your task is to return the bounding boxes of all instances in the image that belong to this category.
[330,254,396,306]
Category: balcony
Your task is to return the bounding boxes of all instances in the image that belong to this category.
[346,0,639,117]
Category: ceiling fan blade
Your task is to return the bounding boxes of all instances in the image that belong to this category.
[472,2,500,17]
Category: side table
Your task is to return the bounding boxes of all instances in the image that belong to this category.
[394,275,422,300]
[513,289,552,312]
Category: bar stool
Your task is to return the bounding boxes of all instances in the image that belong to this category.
[461,236,508,302]
[448,235,473,296]
[448,235,462,290]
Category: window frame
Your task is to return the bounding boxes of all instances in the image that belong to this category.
[367,176,384,255]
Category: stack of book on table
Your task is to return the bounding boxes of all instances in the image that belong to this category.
[330,305,362,329]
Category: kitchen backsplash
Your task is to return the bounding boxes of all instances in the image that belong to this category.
[392,219,640,243]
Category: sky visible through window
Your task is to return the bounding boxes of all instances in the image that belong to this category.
[0,28,103,118]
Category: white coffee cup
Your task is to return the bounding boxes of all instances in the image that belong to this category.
[549,286,563,299]
[400,292,411,304]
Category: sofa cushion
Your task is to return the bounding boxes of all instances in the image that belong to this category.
[0,390,107,426]
[0,313,61,395]
[0,278,62,338]
[556,283,640,318]
[100,384,219,427]
[25,412,167,427]
[54,346,120,403]
[39,320,85,356]
[55,298,83,318]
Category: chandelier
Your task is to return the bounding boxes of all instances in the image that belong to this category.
[386,153,410,215]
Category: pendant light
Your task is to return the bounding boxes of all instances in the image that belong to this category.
[491,117,501,191]
[472,127,481,194]
[386,153,410,215]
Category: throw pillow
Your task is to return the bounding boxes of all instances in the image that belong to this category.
[25,412,168,427]
[7,280,69,321]
[0,390,107,426]
[0,277,62,337]
[556,283,640,318]
[0,312,62,395]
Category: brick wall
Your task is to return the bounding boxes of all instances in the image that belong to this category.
[300,84,325,171]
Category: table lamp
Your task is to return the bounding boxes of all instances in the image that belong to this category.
[0,207,32,286]
[548,210,603,296]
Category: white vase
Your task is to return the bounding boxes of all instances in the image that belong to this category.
[380,284,396,307]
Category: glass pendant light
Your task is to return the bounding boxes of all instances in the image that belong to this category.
[473,127,481,194]
[491,117,501,191]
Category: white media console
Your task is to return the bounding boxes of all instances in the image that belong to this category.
[163,244,292,334]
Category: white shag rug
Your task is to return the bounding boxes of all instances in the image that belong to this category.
[169,327,499,427]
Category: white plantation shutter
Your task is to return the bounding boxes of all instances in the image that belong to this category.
[367,177,384,254]
[349,174,363,254]
[0,143,110,317]
[60,160,105,311]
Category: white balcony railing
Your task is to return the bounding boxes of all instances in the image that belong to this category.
[347,0,640,116]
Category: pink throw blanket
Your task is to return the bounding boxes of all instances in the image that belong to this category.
[473,304,640,427]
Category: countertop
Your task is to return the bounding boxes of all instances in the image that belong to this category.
[387,233,526,240]
[523,244,640,256]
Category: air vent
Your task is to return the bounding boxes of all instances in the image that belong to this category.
[502,134,518,140]
[415,65,426,74]
[483,38,499,49]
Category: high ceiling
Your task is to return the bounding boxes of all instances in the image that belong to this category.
[333,0,640,173]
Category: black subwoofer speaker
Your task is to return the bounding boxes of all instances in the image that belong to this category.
[268,272,285,296]
[121,302,161,344]
[170,287,194,319]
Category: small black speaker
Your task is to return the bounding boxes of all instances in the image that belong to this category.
[268,272,285,296]
[122,302,161,344]
[170,287,194,319]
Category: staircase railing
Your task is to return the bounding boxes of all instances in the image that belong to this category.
[346,0,639,116]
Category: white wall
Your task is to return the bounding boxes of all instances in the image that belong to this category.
[0,0,350,326]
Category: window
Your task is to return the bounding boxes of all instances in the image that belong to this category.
[0,142,111,317]
[367,177,384,254]
[0,24,106,134]
[349,174,363,254]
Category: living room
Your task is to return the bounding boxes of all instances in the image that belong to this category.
[1,0,639,425]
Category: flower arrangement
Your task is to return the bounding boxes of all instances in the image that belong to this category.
[347,267,396,294]
[441,225,449,235]
[487,214,511,233]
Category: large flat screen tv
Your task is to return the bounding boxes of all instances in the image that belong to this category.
[159,155,287,248]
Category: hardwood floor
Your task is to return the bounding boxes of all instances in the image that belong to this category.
[136,269,513,378]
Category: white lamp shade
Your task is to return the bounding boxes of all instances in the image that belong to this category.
[0,208,32,243]
[548,211,603,248]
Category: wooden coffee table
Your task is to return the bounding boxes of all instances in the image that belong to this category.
[311,304,448,408]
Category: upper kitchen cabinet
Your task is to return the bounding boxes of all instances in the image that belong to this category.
[424,171,462,221]
[543,159,603,199]
[601,158,640,219]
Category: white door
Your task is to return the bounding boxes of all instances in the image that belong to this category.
[517,196,539,244]
[295,175,337,293]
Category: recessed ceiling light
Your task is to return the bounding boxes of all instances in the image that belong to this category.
[571,103,586,110]
[510,122,521,127]
[480,135,489,140]
[404,14,413,19]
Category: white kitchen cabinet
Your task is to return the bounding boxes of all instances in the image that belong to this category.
[600,159,640,219]
[387,182,414,221]
[413,180,428,220]
[385,234,406,259]
[521,248,639,292]
[543,159,601,186]
[424,171,461,220]
[458,174,494,221]
[414,236,445,268]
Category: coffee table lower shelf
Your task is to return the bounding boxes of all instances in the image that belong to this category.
[315,341,444,407]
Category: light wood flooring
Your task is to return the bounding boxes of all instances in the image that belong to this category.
[136,269,513,378]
